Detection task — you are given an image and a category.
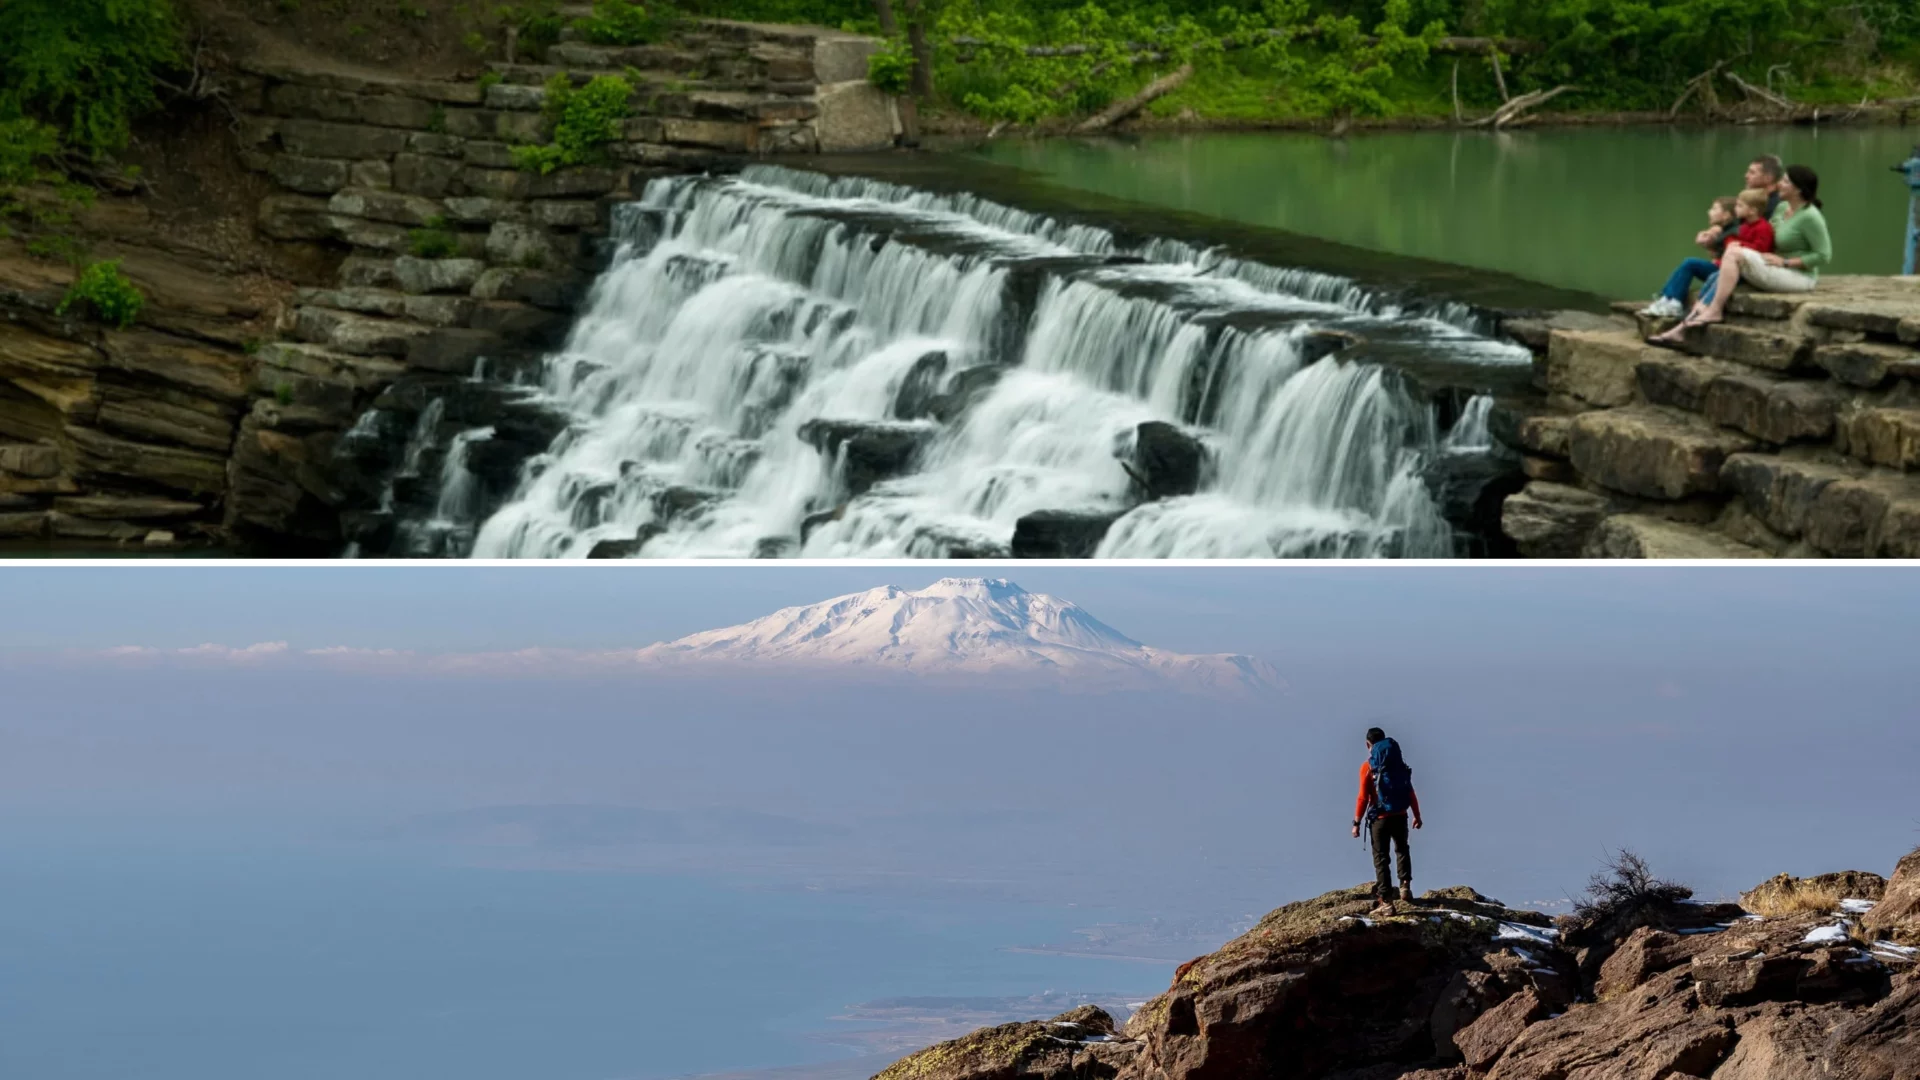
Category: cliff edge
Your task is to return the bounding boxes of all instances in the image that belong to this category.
[874,848,1920,1080]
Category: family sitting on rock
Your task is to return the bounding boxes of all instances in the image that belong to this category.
[1641,153,1833,345]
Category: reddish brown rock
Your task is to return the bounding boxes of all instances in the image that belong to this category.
[1453,987,1544,1072]
[1822,972,1920,1080]
[1485,970,1737,1080]
[1865,847,1920,946]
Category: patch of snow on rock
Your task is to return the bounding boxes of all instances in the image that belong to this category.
[1803,922,1852,944]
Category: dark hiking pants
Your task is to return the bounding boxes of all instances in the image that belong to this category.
[1370,814,1411,899]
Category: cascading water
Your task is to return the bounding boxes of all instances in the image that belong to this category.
[346,165,1533,559]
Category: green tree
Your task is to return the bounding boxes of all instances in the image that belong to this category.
[0,0,184,168]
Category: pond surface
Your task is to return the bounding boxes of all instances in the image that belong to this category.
[975,125,1920,302]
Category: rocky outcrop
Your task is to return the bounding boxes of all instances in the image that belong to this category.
[873,854,1920,1080]
[1496,278,1920,558]
[1865,847,1920,946]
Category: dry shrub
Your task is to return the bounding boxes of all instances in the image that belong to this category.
[1572,849,1692,927]
[1741,875,1845,918]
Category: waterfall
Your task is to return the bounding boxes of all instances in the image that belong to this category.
[348,165,1531,559]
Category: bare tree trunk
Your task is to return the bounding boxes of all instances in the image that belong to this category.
[1451,60,1462,123]
[1072,63,1193,134]
[903,0,934,98]
[1489,50,1510,103]
[896,98,921,145]
[872,0,898,36]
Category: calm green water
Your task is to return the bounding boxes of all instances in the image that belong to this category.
[976,126,1920,302]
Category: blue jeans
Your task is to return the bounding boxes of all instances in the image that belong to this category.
[1699,271,1720,307]
[1661,257,1718,303]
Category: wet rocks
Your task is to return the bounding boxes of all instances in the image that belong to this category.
[924,364,1007,424]
[1500,481,1607,558]
[798,419,933,497]
[1124,421,1207,500]
[891,350,949,421]
[1011,509,1127,558]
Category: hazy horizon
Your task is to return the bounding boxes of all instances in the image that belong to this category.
[6,566,1917,902]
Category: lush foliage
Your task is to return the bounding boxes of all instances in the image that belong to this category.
[867,38,918,95]
[575,0,678,45]
[57,258,144,328]
[0,0,184,168]
[512,73,633,174]
[676,0,1917,123]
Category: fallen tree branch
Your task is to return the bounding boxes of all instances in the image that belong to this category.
[1073,62,1193,133]
[1472,84,1577,128]
[1489,50,1509,103]
[1669,58,1732,118]
[1725,71,1795,111]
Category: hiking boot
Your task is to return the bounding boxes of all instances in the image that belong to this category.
[1399,884,1414,903]
[1370,897,1395,917]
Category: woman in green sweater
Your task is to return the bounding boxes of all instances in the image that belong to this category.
[1653,164,1830,342]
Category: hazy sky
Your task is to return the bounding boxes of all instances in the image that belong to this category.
[3,565,1916,909]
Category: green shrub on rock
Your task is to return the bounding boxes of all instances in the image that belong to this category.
[408,216,459,258]
[57,259,144,328]
[512,73,631,175]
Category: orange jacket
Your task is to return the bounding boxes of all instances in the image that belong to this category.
[1355,759,1421,823]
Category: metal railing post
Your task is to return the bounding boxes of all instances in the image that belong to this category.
[1899,146,1920,276]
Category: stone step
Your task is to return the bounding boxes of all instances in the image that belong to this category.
[1566,404,1756,500]
[256,342,407,393]
[296,286,479,328]
[1677,321,1815,373]
[1723,450,1920,556]
[1837,407,1920,470]
[1804,298,1920,340]
[1500,480,1608,558]
[544,41,715,74]
[1634,352,1748,414]
[1812,340,1920,387]
[1639,350,1852,445]
[1697,370,1847,446]
[1544,328,1654,408]
[1583,513,1766,559]
[292,307,436,358]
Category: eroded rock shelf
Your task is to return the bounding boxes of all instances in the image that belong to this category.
[1496,277,1920,558]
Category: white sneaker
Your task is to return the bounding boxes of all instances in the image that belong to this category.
[1660,297,1685,318]
[1638,297,1670,317]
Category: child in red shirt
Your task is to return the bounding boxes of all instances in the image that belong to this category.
[1726,187,1775,258]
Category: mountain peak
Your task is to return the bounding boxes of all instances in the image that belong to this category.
[631,579,1278,695]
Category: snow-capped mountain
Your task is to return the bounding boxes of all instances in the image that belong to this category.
[631,578,1281,695]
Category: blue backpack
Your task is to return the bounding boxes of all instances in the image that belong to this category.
[1369,738,1414,816]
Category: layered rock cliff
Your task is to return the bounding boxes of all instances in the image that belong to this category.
[874,849,1920,1080]
[0,7,894,552]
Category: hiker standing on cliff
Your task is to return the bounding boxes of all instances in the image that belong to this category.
[1351,727,1421,913]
